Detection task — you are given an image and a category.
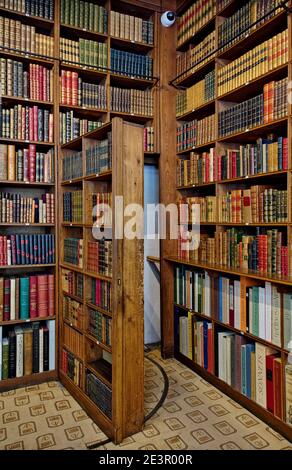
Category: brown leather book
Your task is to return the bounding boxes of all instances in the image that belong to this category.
[23,326,33,376]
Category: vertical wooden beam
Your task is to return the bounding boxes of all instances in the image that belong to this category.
[159,0,177,358]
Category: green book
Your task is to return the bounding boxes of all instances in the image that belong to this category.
[2,337,9,380]
[20,277,29,320]
[84,1,89,30]
[103,43,108,70]
[74,0,79,28]
[89,2,94,32]
[69,0,75,26]
[79,38,85,64]
[80,1,85,29]
[61,0,65,24]
[93,4,99,33]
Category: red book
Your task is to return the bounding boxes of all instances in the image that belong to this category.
[266,354,278,414]
[273,358,283,420]
[29,63,33,100]
[33,106,38,142]
[283,137,288,169]
[207,326,213,373]
[61,70,66,104]
[29,107,34,141]
[72,72,78,106]
[48,274,55,316]
[29,144,36,182]
[29,276,38,318]
[10,235,16,265]
[49,114,53,143]
[37,274,48,317]
[3,237,7,265]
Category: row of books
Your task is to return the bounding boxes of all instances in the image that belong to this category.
[176,138,288,187]
[63,323,83,359]
[247,283,292,349]
[177,0,216,48]
[217,334,287,418]
[87,240,112,277]
[179,228,289,276]
[180,186,288,224]
[218,78,288,138]
[62,150,82,181]
[61,348,83,388]
[0,192,55,224]
[90,192,112,226]
[0,273,54,322]
[0,60,53,102]
[110,48,153,79]
[0,234,55,266]
[59,111,101,144]
[64,238,83,268]
[60,38,107,69]
[63,295,82,330]
[1,105,54,142]
[88,308,111,347]
[0,145,54,183]
[218,0,283,51]
[144,127,154,153]
[60,71,107,109]
[177,114,216,152]
[176,31,216,81]
[175,267,212,317]
[110,87,153,117]
[0,320,55,380]
[61,268,84,300]
[86,371,112,419]
[91,278,111,313]
[218,30,288,96]
[176,70,215,116]
[63,190,83,223]
[85,133,112,176]
[110,10,153,45]
[0,16,54,57]
[0,0,54,20]
[61,0,107,34]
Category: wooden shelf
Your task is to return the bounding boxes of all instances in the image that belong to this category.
[176,99,216,121]
[110,35,153,53]
[85,360,112,389]
[0,370,57,392]
[0,137,54,147]
[60,23,108,41]
[217,117,288,143]
[110,110,153,123]
[0,316,56,327]
[1,95,54,107]
[63,318,83,334]
[60,61,107,80]
[218,63,288,103]
[198,222,289,227]
[60,263,84,274]
[177,15,216,52]
[0,223,55,227]
[61,122,112,150]
[0,47,55,65]
[61,177,83,186]
[86,302,112,318]
[62,291,84,304]
[147,256,160,264]
[0,264,55,270]
[84,170,112,182]
[166,257,292,286]
[59,103,107,119]
[62,222,84,227]
[84,271,112,283]
[85,331,112,354]
[0,180,55,187]
[217,0,237,17]
[110,72,156,88]
[177,140,216,155]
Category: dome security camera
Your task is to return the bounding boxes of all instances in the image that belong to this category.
[161,11,176,27]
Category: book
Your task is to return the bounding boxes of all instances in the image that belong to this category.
[177,115,216,152]
[177,70,215,116]
[110,87,153,117]
[177,0,216,48]
[285,364,292,426]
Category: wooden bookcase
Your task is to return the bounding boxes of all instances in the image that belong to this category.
[160,0,292,441]
[59,118,144,443]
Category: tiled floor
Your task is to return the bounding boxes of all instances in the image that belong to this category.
[0,350,291,450]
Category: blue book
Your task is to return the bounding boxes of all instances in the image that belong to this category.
[45,235,49,264]
[41,235,45,264]
[51,235,55,263]
[16,235,21,265]
[33,234,38,264]
[29,235,34,264]
[278,137,283,170]
[20,277,29,320]
[245,343,255,399]
[20,234,25,265]
[203,322,208,370]
[241,345,247,396]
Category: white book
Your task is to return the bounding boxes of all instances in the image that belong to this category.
[204,271,211,317]
[39,327,44,373]
[258,287,265,340]
[0,326,2,380]
[284,294,292,351]
[10,278,16,321]
[7,239,11,265]
[14,326,23,378]
[48,320,55,371]
[272,286,281,347]
[248,287,253,334]
[218,332,225,381]
[265,282,272,343]
[225,335,233,386]
[194,273,199,313]
[175,267,180,304]
[234,280,241,330]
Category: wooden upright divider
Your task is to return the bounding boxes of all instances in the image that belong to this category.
[59,118,144,443]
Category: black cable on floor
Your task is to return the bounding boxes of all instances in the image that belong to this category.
[86,352,169,450]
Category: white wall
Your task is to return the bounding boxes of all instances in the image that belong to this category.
[144,165,160,344]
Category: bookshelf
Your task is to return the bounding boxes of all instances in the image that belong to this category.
[161,0,292,441]
[0,0,58,391]
[59,118,144,443]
